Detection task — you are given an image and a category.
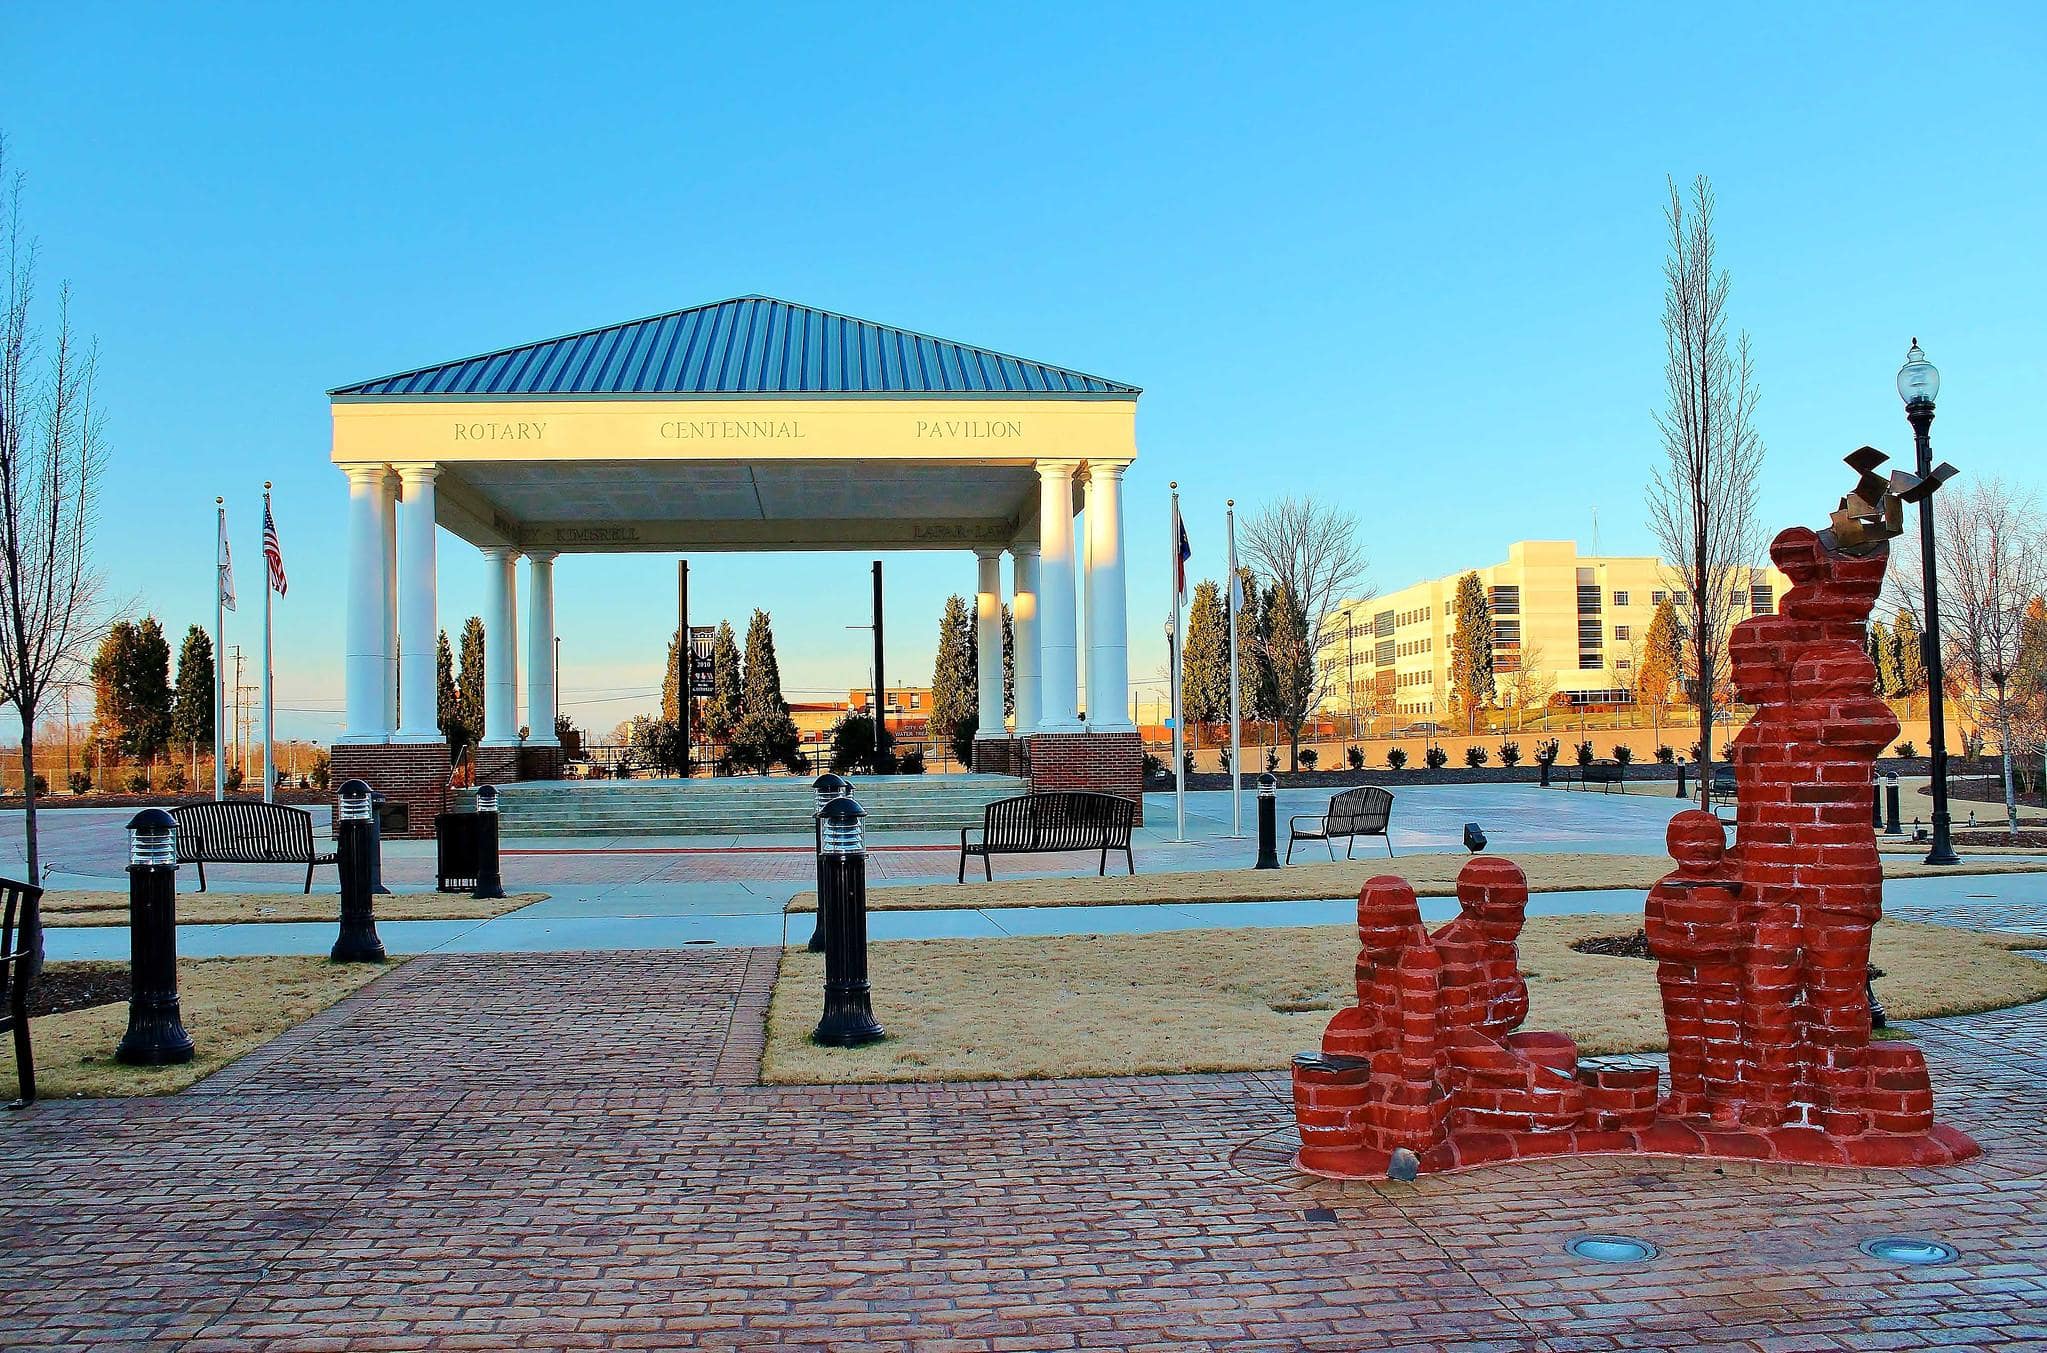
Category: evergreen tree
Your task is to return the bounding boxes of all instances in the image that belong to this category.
[88,621,139,764]
[455,617,486,756]
[435,629,465,753]
[1261,579,1315,769]
[1868,618,1898,696]
[704,619,744,743]
[1636,595,1683,733]
[127,617,174,760]
[929,595,978,749]
[732,609,799,774]
[169,625,215,751]
[1893,608,1928,708]
[1001,603,1015,720]
[1233,569,1264,722]
[1448,572,1494,733]
[661,629,683,724]
[1182,579,1230,724]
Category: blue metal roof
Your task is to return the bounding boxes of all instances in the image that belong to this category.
[329,296,1139,399]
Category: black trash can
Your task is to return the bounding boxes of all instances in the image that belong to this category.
[435,811,484,892]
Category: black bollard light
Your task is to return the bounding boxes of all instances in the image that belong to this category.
[1675,757,1688,800]
[472,784,506,901]
[332,780,387,962]
[1872,774,1884,829]
[813,795,883,1047]
[1885,773,1902,836]
[367,791,391,896]
[116,809,194,1066]
[807,773,849,953]
[1254,773,1281,870]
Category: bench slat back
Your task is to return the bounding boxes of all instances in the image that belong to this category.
[982,792,1135,851]
[1,877,41,1020]
[171,802,314,860]
[1327,786,1393,835]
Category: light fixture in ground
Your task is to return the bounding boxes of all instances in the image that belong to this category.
[1859,1236,1957,1266]
[1567,1235,1658,1263]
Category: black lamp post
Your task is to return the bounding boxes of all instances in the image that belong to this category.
[116,809,193,1065]
[807,773,849,953]
[1899,339,1959,866]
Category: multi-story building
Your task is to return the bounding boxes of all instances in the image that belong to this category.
[1318,541,1788,723]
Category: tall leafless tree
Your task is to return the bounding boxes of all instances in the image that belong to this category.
[1240,494,1371,732]
[1888,478,2047,838]
[1645,175,1764,810]
[0,141,107,937]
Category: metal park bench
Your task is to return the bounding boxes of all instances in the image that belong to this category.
[1288,785,1395,863]
[1563,760,1627,794]
[170,801,336,893]
[1707,765,1738,818]
[958,791,1137,882]
[2,876,40,1108]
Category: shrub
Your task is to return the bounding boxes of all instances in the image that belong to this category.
[1424,745,1449,770]
[898,748,926,774]
[1689,742,1702,761]
[1386,748,1408,770]
[828,713,896,775]
[310,750,332,789]
[1497,741,1521,767]
[1346,745,1364,770]
[950,714,979,769]
[1962,729,1986,758]
[31,774,48,796]
[1893,741,1917,759]
[1533,739,1560,767]
[1183,750,1196,778]
[1299,748,1319,770]
[1265,748,1279,773]
[1217,745,1231,773]
[1612,745,1634,766]
[1574,740,1594,766]
[1654,745,1676,764]
[1464,745,1488,768]
[125,768,151,793]
[225,765,245,792]
[165,765,188,792]
[1142,752,1167,781]
[68,771,91,794]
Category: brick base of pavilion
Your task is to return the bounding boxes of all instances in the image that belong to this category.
[975,729,1145,825]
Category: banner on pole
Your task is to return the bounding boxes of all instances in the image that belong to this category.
[689,625,716,698]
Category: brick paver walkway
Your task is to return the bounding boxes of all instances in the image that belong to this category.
[4,943,2045,1350]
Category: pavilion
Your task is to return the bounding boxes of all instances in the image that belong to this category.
[327,296,1144,832]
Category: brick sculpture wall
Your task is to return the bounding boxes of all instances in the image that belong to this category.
[970,736,1024,776]
[1024,731,1144,825]
[329,742,451,840]
[472,746,521,787]
[1293,517,1981,1178]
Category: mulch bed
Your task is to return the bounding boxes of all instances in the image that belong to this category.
[1952,829,2047,849]
[0,790,329,810]
[18,962,129,1018]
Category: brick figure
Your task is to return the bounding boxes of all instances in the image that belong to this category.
[1296,456,1979,1177]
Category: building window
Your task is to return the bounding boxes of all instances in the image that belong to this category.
[1374,609,1395,638]
[1613,590,1630,607]
[1489,585,1521,617]
[910,693,921,709]
[1614,625,1631,642]
[1375,640,1394,665]
[1580,653,1603,670]
[1751,585,1774,615]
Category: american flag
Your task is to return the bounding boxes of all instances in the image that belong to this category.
[263,496,287,596]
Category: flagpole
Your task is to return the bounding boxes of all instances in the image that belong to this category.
[214,497,227,801]
[1169,482,1187,843]
[1226,499,1243,838]
[261,482,276,804]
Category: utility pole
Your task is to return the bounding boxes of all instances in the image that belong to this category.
[232,646,244,783]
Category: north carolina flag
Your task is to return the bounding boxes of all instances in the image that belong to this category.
[1175,510,1192,598]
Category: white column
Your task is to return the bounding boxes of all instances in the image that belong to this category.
[1084,462,1133,729]
[379,469,399,733]
[481,545,523,745]
[394,465,442,742]
[526,551,559,746]
[1081,472,1095,723]
[974,548,1004,737]
[1010,544,1040,736]
[1036,459,1083,730]
[340,466,392,743]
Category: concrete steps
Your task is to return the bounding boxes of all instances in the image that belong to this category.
[486,773,1029,836]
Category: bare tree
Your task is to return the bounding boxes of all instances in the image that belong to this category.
[0,142,107,932]
[1888,478,2047,838]
[1240,495,1371,731]
[1645,175,1764,810]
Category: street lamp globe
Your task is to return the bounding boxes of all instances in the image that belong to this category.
[1897,338,1939,406]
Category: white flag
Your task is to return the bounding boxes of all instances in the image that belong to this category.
[218,509,237,613]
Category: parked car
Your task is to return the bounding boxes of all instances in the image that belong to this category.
[1397,721,1444,737]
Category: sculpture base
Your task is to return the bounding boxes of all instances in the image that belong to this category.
[1295,1118,1981,1179]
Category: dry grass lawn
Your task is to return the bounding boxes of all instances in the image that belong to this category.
[785,854,2047,913]
[38,890,547,927]
[762,917,2047,1085]
[26,955,394,1099]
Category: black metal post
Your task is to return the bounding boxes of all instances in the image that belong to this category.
[1675,758,1688,799]
[1907,397,1958,865]
[1873,775,1884,829]
[368,791,391,895]
[333,779,386,962]
[808,773,848,953]
[1254,773,1281,869]
[814,796,883,1047]
[473,783,506,901]
[117,809,193,1065]
[1884,773,1902,836]
[872,561,886,754]
[678,559,690,778]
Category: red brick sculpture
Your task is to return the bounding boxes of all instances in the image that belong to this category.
[1295,462,1980,1176]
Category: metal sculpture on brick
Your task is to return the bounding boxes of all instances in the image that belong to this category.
[1294,452,1981,1176]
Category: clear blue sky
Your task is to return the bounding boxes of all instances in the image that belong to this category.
[6,3,2043,740]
